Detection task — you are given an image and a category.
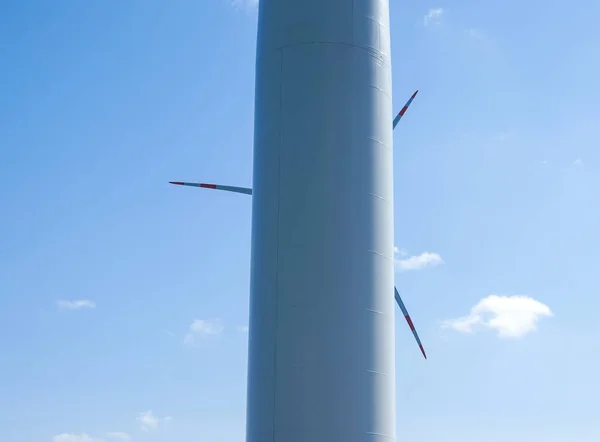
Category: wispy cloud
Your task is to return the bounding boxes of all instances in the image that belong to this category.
[237,325,249,333]
[229,0,258,11]
[442,295,553,338]
[463,28,486,40]
[424,8,444,26]
[106,433,131,441]
[464,28,480,38]
[573,157,583,166]
[137,410,173,432]
[53,434,103,442]
[394,248,444,272]
[423,8,497,58]
[184,318,224,346]
[56,300,96,310]
[53,430,129,441]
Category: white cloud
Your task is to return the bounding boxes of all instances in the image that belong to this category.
[137,410,172,432]
[137,411,158,431]
[53,434,103,442]
[237,325,249,333]
[573,157,583,166]
[56,300,96,310]
[184,318,224,346]
[424,8,444,26]
[442,295,553,338]
[395,249,444,272]
[106,433,131,441]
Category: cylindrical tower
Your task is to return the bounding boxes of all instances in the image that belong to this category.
[247,1,396,441]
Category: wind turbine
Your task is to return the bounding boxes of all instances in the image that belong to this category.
[170,90,426,359]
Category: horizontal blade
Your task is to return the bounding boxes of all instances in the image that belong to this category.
[394,287,427,359]
[169,182,252,195]
[393,90,419,129]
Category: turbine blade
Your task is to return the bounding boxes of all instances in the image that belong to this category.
[169,181,252,195]
[392,90,419,129]
[394,287,427,359]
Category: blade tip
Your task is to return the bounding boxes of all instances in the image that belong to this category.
[169,181,184,185]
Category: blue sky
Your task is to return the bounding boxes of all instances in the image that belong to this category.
[1,1,599,441]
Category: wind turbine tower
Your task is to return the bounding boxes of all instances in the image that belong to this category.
[248,1,396,441]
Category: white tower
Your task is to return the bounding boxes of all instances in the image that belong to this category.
[246,1,396,441]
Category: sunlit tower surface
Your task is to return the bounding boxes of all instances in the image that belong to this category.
[247,1,397,441]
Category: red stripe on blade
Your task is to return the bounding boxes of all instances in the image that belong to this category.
[200,184,217,189]
[405,315,416,331]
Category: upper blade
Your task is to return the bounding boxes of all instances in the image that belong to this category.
[392,90,419,129]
